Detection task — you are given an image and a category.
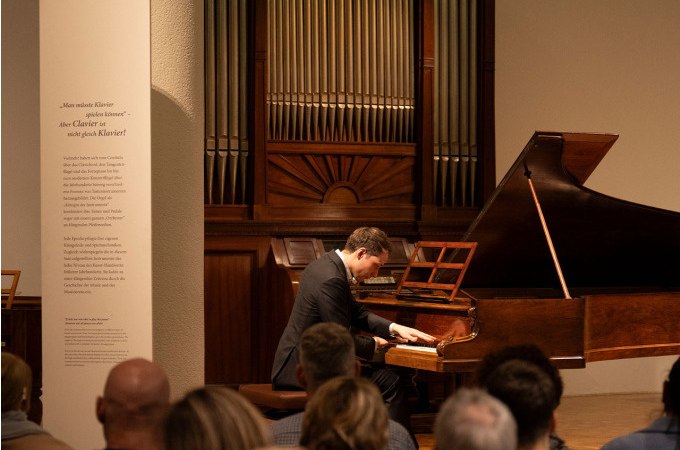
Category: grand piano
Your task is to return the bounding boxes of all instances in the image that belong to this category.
[360,131,680,372]
[271,131,680,375]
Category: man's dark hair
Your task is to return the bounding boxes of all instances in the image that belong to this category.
[344,227,392,256]
[299,322,356,392]
[484,360,556,448]
[475,344,563,406]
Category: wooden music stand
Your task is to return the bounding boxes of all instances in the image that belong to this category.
[395,242,476,302]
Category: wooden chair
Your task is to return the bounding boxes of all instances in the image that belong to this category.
[238,383,308,419]
[2,270,21,309]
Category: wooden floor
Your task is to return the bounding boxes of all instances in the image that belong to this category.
[415,392,663,450]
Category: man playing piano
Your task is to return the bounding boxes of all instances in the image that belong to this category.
[271,226,435,433]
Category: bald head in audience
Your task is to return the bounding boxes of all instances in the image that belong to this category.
[96,358,170,450]
[435,388,517,450]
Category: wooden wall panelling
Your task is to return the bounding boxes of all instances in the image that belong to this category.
[2,305,43,423]
[204,236,274,385]
[204,249,254,385]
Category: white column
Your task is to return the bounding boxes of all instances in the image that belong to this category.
[40,2,152,448]
[150,0,205,399]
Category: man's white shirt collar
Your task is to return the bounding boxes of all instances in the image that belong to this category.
[335,249,355,283]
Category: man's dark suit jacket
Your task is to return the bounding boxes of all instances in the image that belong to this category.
[271,251,393,389]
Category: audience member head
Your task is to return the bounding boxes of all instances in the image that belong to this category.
[2,352,32,413]
[296,322,359,394]
[164,386,271,450]
[300,376,389,450]
[435,387,517,450]
[344,227,392,256]
[475,344,563,406]
[663,356,680,416]
[96,357,170,450]
[484,360,557,450]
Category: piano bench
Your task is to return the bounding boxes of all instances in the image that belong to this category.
[238,384,308,419]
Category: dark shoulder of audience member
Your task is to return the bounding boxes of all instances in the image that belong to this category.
[484,359,557,450]
[600,356,680,450]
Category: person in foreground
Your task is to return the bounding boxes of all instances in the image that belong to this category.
[272,227,435,430]
[96,357,170,450]
[434,387,517,450]
[1,352,73,450]
[301,376,390,450]
[483,359,558,450]
[270,322,416,450]
[475,344,571,450]
[164,386,272,450]
[600,356,680,450]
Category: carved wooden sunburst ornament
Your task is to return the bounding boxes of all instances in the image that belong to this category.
[268,154,415,204]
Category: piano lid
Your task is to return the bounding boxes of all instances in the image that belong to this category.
[461,131,680,292]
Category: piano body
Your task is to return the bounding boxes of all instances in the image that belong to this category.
[271,131,680,375]
[362,131,680,372]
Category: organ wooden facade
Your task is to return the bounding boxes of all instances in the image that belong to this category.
[204,0,496,386]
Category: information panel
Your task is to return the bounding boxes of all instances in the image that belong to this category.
[40,2,151,447]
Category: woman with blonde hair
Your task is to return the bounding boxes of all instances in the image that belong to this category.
[300,376,389,450]
[164,386,272,450]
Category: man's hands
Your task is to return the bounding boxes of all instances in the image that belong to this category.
[389,323,436,343]
[373,336,390,350]
[372,324,435,352]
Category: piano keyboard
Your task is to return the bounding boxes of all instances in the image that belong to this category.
[395,344,438,353]
[373,340,440,362]
[393,340,440,353]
